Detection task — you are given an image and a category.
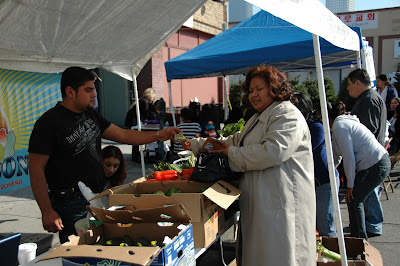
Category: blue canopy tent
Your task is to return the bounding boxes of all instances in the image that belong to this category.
[165,10,363,81]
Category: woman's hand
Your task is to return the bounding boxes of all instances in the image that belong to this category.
[345,188,354,203]
[209,140,229,156]
[182,140,192,150]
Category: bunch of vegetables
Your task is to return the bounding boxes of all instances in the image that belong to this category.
[217,118,245,137]
[148,154,196,181]
[316,241,341,261]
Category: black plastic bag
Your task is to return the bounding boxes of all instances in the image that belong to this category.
[189,151,243,183]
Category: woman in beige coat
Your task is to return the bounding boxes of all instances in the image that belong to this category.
[185,65,316,265]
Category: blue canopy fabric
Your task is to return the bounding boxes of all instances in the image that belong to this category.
[165,10,362,81]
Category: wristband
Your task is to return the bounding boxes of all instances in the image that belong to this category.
[157,130,161,141]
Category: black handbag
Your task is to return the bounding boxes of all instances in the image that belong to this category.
[189,150,243,183]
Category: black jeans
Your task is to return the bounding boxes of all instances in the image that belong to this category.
[51,193,88,243]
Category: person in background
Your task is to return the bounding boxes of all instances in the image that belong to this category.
[376,74,398,116]
[291,91,338,237]
[200,103,220,138]
[387,97,400,120]
[328,100,390,240]
[184,65,315,265]
[28,67,180,243]
[102,145,126,189]
[173,108,201,153]
[388,103,400,155]
[125,87,156,162]
[188,101,201,124]
[124,87,155,128]
[347,68,386,237]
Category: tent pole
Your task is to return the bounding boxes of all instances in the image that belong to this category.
[224,76,229,121]
[356,50,361,68]
[132,68,146,177]
[168,81,177,127]
[313,34,348,266]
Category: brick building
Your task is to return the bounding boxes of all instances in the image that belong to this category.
[137,0,227,108]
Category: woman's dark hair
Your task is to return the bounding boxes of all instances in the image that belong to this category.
[327,100,346,122]
[101,145,126,187]
[291,91,313,120]
[242,65,293,103]
[378,74,393,87]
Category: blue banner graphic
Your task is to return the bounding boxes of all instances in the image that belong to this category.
[0,68,61,193]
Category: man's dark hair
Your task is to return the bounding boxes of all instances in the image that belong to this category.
[61,67,98,98]
[180,108,193,121]
[348,68,371,87]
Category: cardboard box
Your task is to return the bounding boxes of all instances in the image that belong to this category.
[41,204,195,266]
[93,180,241,248]
[317,236,383,266]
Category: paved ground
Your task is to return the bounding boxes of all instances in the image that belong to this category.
[1,141,400,265]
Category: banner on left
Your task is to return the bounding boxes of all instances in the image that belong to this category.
[0,68,61,193]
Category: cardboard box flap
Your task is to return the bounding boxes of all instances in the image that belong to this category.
[87,204,191,224]
[363,239,383,266]
[90,182,135,201]
[40,244,160,266]
[203,180,241,210]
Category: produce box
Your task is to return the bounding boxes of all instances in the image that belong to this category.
[41,204,195,266]
[92,180,241,248]
[317,236,383,266]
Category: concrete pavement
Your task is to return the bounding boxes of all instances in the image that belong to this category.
[1,141,400,265]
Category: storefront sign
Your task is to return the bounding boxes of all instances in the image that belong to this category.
[394,39,400,59]
[337,12,378,30]
[0,68,61,193]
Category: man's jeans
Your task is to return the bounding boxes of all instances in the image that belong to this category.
[347,153,390,240]
[51,194,88,244]
[316,176,339,237]
[364,186,384,234]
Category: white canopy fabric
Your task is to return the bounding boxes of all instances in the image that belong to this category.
[0,0,207,80]
[246,0,360,52]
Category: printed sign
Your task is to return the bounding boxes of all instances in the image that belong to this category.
[337,12,378,30]
[0,68,61,193]
[394,40,400,59]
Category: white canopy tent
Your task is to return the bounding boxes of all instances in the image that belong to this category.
[0,0,208,176]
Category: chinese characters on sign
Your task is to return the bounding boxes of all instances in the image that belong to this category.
[337,12,378,30]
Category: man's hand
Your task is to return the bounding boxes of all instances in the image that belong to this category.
[42,208,63,233]
[159,127,181,141]
[345,187,354,203]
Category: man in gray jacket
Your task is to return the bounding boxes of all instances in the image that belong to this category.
[347,68,387,237]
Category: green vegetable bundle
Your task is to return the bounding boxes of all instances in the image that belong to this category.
[218,118,245,137]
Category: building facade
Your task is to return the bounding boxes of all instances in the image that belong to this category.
[337,7,400,75]
[326,0,355,13]
[98,1,227,127]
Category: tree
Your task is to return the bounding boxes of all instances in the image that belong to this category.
[337,77,356,111]
[229,79,243,109]
[289,76,337,104]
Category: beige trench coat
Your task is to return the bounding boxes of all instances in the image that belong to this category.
[191,101,316,265]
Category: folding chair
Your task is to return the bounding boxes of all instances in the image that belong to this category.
[381,138,395,200]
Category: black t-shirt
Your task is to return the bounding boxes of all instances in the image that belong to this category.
[28,102,111,193]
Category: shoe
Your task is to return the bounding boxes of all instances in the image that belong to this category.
[367,232,381,238]
[377,186,383,197]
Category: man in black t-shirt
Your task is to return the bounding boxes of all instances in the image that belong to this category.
[28,67,180,243]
